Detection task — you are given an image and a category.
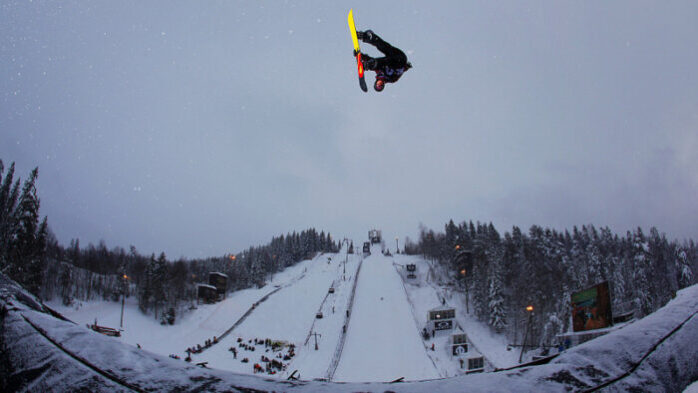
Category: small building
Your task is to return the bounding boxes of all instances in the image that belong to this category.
[451,333,468,356]
[197,284,218,304]
[466,356,485,374]
[363,242,371,256]
[450,331,487,373]
[427,307,455,332]
[406,264,416,279]
[209,272,228,297]
[368,229,382,244]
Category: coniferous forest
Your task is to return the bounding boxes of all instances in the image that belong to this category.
[1,159,696,342]
[0,160,340,324]
[404,220,696,347]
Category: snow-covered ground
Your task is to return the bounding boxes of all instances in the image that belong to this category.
[49,286,274,357]
[394,253,520,370]
[685,380,698,393]
[49,250,367,381]
[334,244,440,382]
[189,251,361,379]
[35,238,697,390]
[49,253,343,359]
[48,243,520,383]
[4,269,697,392]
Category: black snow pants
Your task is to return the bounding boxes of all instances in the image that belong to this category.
[361,32,408,71]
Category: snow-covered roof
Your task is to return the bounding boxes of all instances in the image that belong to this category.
[197,284,217,290]
[209,272,228,278]
[555,321,631,338]
[429,306,455,312]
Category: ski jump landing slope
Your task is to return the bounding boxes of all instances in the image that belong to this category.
[334,245,440,382]
[192,251,361,379]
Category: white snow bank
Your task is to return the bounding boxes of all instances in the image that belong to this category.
[2,272,697,392]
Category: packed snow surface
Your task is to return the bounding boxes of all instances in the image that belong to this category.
[394,253,520,370]
[2,255,698,391]
[50,246,488,382]
[50,254,325,359]
[334,245,440,381]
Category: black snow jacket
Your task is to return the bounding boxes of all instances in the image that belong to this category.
[360,32,411,83]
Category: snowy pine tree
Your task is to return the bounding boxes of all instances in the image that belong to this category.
[676,247,693,289]
[630,228,653,316]
[150,253,167,319]
[138,257,154,313]
[8,168,47,297]
[488,262,506,332]
[59,262,73,305]
[0,161,20,275]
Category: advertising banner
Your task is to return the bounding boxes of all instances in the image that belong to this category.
[571,281,612,332]
[435,320,453,331]
[452,343,468,356]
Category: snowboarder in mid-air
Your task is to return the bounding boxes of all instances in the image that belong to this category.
[354,30,412,92]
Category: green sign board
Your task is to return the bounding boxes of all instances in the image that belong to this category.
[571,281,612,332]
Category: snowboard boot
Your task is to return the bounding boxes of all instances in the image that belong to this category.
[357,30,376,44]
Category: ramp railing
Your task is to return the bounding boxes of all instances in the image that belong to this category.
[325,257,364,381]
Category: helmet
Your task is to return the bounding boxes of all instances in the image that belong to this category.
[374,78,385,92]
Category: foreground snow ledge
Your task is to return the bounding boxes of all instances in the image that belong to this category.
[2,273,697,392]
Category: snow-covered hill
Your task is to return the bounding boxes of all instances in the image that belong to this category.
[334,244,440,382]
[2,244,697,392]
[47,244,506,382]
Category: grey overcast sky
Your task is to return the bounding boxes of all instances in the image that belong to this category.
[2,1,697,258]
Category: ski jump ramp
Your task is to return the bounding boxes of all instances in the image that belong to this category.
[334,245,440,382]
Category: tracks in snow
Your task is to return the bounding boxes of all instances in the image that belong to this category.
[325,257,363,381]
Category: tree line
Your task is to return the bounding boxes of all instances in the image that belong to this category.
[3,158,696,339]
[407,220,696,347]
[0,160,48,296]
[1,159,341,324]
[44,228,340,324]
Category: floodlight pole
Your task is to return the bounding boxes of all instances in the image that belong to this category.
[120,293,125,328]
[120,274,128,329]
[519,306,534,363]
